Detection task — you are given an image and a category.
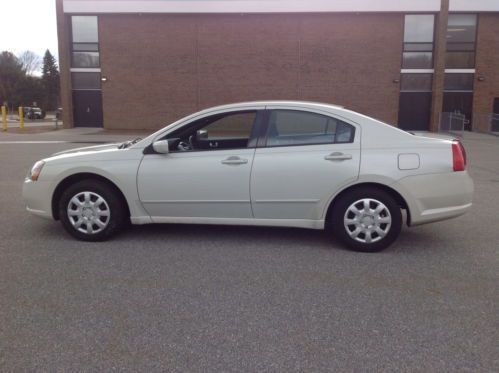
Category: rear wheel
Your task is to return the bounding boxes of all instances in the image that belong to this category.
[330,187,402,252]
[58,180,126,241]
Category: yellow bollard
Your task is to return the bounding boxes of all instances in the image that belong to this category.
[1,106,6,132]
[19,106,24,130]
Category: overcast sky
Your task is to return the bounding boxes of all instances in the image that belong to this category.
[0,0,59,61]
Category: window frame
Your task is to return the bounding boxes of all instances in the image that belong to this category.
[260,109,356,149]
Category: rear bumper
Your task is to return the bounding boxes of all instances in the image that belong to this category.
[396,171,474,226]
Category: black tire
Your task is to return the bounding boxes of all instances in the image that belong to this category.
[329,187,402,252]
[58,180,127,241]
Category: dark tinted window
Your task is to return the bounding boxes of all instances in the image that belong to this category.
[266,110,354,147]
[444,74,474,91]
[447,14,477,44]
[72,52,100,68]
[71,72,101,90]
[402,52,433,69]
[400,74,433,92]
[445,51,475,68]
[398,92,432,131]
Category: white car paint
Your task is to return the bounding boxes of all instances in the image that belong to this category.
[23,101,473,233]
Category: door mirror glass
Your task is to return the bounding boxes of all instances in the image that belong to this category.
[152,139,170,154]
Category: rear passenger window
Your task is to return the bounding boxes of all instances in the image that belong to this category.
[266,110,355,147]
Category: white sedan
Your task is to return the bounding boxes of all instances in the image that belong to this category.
[23,101,473,252]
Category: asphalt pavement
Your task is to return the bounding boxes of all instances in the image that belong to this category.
[0,130,498,372]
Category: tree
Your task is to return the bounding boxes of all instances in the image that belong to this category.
[0,51,25,107]
[18,50,42,76]
[41,49,60,110]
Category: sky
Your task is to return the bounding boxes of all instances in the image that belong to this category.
[0,0,59,61]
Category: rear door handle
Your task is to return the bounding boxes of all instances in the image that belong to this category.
[221,156,248,165]
[324,152,352,161]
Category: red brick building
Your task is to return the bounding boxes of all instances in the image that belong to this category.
[56,0,499,132]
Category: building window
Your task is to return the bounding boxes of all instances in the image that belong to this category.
[446,14,477,69]
[72,52,100,68]
[71,72,101,90]
[398,15,435,130]
[400,74,433,92]
[71,16,100,68]
[444,73,474,91]
[402,15,435,69]
[71,16,98,43]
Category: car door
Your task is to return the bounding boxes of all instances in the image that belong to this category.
[137,109,262,219]
[250,108,361,221]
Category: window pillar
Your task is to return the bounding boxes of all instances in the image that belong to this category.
[429,0,450,132]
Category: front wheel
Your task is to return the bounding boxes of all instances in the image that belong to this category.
[330,187,402,252]
[59,180,126,241]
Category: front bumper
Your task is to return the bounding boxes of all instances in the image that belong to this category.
[23,179,54,220]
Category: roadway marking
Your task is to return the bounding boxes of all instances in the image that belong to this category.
[0,141,68,144]
[0,141,110,144]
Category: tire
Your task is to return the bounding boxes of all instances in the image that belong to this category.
[58,180,127,241]
[330,187,402,252]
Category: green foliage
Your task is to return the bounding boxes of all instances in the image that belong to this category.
[0,49,59,111]
[0,51,25,106]
[42,50,60,111]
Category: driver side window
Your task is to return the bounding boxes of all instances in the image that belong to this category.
[168,111,257,152]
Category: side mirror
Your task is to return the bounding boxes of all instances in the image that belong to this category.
[152,139,170,154]
[196,129,208,140]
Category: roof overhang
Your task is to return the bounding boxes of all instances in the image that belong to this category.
[63,0,442,14]
[62,0,499,14]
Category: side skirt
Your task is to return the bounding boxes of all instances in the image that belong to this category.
[131,216,324,230]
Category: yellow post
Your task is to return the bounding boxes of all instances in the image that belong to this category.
[19,106,24,129]
[1,106,6,132]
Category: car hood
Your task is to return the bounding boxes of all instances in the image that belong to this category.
[51,143,121,156]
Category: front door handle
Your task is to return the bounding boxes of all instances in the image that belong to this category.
[324,152,352,161]
[221,156,248,165]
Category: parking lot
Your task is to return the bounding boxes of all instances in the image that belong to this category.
[0,130,498,372]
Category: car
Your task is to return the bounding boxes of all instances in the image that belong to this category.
[23,106,44,120]
[23,101,474,252]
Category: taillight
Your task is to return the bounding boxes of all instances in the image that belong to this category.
[452,141,466,172]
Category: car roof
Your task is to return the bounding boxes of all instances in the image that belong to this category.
[204,100,344,111]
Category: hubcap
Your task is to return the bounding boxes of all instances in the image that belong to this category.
[343,198,392,243]
[67,191,110,234]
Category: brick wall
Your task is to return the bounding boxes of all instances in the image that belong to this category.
[98,13,403,130]
[473,13,499,132]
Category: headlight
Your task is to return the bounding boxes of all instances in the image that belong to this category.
[28,161,45,181]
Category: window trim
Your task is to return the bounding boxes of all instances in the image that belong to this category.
[259,109,356,149]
